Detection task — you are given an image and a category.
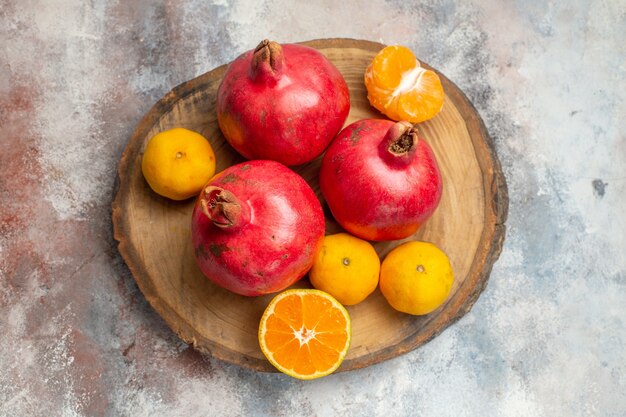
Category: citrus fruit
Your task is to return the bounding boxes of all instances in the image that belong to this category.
[309,233,380,305]
[258,289,351,380]
[364,45,444,123]
[379,241,454,315]
[141,128,216,200]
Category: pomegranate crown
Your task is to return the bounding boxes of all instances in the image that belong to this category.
[251,39,284,80]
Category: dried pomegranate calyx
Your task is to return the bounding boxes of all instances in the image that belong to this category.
[385,121,419,155]
[251,39,284,79]
[201,186,246,229]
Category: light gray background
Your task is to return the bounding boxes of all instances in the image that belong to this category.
[1,1,624,416]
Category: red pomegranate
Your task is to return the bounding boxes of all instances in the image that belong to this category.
[191,160,325,296]
[216,39,350,166]
[320,119,443,241]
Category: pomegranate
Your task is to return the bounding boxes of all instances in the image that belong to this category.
[216,39,350,166]
[320,119,442,241]
[191,160,325,296]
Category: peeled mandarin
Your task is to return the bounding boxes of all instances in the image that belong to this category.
[365,45,445,123]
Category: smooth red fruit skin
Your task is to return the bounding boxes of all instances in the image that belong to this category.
[217,40,350,166]
[320,119,443,241]
[191,160,325,296]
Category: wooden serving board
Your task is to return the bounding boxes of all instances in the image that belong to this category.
[112,38,508,372]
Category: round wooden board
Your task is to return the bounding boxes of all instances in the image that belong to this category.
[112,38,508,372]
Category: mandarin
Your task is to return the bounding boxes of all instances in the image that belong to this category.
[365,45,444,123]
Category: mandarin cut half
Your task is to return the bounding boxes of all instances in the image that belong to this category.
[364,45,445,123]
[258,289,351,379]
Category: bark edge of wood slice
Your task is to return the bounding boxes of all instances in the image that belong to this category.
[112,38,509,373]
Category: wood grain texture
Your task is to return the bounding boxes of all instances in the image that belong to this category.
[112,38,508,372]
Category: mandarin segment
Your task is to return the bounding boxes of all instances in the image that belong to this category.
[366,88,391,114]
[396,70,445,122]
[263,330,295,351]
[316,331,349,350]
[273,294,303,329]
[301,292,333,329]
[271,338,300,370]
[370,45,417,89]
[314,306,348,333]
[293,345,316,376]
[308,339,341,370]
[265,314,293,333]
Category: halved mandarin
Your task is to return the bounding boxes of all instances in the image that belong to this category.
[258,289,352,380]
[364,45,445,123]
